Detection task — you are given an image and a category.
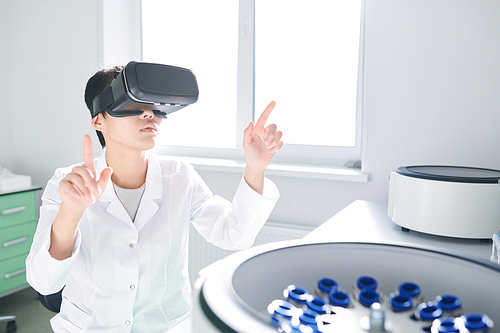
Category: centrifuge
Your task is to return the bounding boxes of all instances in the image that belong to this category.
[388,165,500,239]
[193,240,500,332]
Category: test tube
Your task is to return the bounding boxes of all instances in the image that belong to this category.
[398,282,422,304]
[299,309,320,332]
[306,295,330,315]
[461,313,494,332]
[356,276,378,291]
[430,317,461,333]
[267,300,298,327]
[390,294,413,313]
[359,289,381,308]
[414,302,445,332]
[284,285,310,308]
[354,276,380,307]
[316,277,338,299]
[435,295,461,317]
[328,290,351,308]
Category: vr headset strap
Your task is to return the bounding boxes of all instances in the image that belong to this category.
[92,84,115,117]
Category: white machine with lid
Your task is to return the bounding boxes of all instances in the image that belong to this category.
[388,165,500,239]
[193,241,500,332]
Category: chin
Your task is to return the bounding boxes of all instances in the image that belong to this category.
[143,138,158,151]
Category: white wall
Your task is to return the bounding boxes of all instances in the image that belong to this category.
[1,0,499,227]
[0,0,104,181]
[0,2,15,171]
[361,0,500,208]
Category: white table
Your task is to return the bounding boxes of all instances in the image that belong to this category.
[304,200,492,261]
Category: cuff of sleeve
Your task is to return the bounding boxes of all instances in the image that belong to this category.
[242,176,280,201]
[45,228,81,272]
[228,177,279,249]
[236,175,280,222]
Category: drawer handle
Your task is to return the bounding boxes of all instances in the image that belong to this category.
[3,237,28,248]
[4,268,26,279]
[1,206,27,215]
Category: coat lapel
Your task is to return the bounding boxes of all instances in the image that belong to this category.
[94,152,164,230]
[133,154,163,232]
[95,152,133,225]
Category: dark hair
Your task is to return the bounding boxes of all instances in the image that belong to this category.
[84,66,123,148]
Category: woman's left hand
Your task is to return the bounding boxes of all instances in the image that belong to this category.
[243,101,283,170]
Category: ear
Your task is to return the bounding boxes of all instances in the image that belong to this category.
[91,114,104,131]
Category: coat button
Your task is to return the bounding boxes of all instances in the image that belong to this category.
[125,320,131,326]
[129,243,135,249]
[130,285,136,290]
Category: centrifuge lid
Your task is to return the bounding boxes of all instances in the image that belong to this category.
[395,165,500,184]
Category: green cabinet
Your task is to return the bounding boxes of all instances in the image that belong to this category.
[0,188,40,295]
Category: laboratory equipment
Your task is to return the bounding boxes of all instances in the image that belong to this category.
[193,241,500,332]
[388,165,500,239]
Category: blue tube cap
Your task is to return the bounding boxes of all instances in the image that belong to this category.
[328,290,351,308]
[432,317,460,333]
[398,282,421,298]
[359,290,380,307]
[268,300,296,318]
[284,285,309,305]
[317,277,338,294]
[435,295,461,312]
[416,302,443,321]
[306,296,329,314]
[299,309,319,326]
[390,294,413,312]
[268,300,297,327]
[461,313,493,330]
[357,276,378,290]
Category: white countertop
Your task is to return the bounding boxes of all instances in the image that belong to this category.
[304,200,493,262]
[0,185,42,196]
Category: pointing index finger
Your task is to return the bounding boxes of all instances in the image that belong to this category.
[83,135,96,177]
[255,101,276,128]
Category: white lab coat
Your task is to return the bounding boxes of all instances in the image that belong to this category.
[26,152,279,332]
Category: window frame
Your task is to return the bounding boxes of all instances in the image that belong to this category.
[142,0,366,169]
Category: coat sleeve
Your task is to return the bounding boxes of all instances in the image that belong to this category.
[189,165,279,250]
[25,167,82,295]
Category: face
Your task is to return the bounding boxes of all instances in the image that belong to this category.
[92,110,162,152]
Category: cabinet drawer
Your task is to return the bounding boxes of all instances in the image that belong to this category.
[0,221,36,261]
[0,254,28,294]
[0,191,37,229]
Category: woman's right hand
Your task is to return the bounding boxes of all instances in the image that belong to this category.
[49,135,112,260]
[59,135,112,213]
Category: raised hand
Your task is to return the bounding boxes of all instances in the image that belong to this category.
[59,135,112,212]
[50,135,112,260]
[243,101,284,170]
[242,101,283,195]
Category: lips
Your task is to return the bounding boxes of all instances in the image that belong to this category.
[141,123,158,132]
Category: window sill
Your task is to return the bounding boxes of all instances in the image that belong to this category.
[165,156,370,182]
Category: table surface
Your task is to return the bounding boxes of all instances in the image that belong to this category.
[304,200,493,262]
[0,186,42,196]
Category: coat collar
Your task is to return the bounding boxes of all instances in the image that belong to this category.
[95,151,163,231]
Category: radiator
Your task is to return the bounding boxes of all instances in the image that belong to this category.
[188,222,314,283]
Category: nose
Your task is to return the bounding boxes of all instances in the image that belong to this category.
[141,110,155,119]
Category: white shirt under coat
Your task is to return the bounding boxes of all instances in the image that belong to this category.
[26,152,279,332]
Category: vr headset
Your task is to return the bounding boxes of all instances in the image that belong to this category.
[91,61,199,119]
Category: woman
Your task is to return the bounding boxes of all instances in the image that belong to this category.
[26,66,283,332]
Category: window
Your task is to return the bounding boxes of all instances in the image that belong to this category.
[142,0,364,167]
[142,0,239,150]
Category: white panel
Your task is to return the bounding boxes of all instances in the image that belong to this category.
[188,222,313,283]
